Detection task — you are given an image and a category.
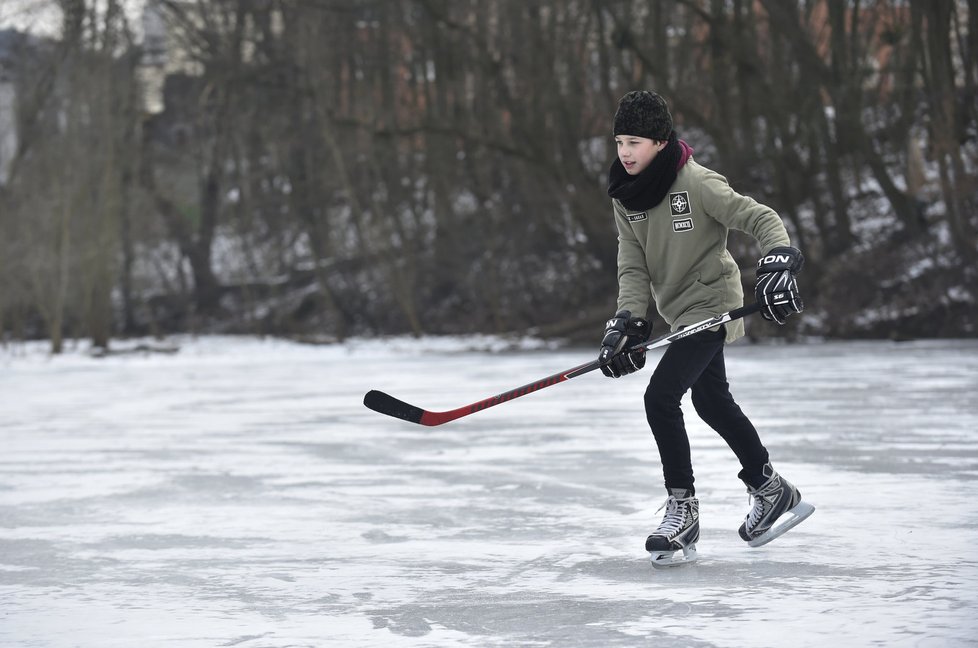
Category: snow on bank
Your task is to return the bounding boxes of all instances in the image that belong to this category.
[0,333,558,364]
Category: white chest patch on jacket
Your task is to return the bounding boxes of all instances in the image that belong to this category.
[673,217,694,232]
[669,191,691,216]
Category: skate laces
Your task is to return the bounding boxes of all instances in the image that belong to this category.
[745,478,779,529]
[745,493,766,529]
[654,496,688,536]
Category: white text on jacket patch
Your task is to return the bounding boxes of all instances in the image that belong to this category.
[673,217,694,232]
[625,211,648,222]
[669,191,691,216]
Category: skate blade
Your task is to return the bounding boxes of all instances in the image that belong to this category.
[650,544,698,568]
[748,500,815,548]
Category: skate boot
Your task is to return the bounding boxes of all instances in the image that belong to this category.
[739,463,815,547]
[645,488,699,568]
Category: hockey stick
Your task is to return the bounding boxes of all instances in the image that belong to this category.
[363,302,763,426]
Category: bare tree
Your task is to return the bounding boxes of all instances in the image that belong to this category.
[1,0,974,345]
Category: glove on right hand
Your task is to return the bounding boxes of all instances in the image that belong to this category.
[598,310,651,378]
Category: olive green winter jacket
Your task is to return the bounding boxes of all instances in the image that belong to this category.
[613,158,791,344]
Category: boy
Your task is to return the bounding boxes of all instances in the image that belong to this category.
[597,91,814,567]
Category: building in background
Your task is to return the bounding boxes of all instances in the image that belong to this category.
[137,0,166,113]
[137,0,284,114]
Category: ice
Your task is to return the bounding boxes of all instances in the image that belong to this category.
[2,336,977,647]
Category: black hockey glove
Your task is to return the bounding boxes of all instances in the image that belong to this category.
[598,310,651,378]
[755,246,805,325]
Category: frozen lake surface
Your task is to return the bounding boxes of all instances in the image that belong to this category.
[2,335,977,647]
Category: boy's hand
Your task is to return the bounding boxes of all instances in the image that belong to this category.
[598,310,651,377]
[755,246,804,325]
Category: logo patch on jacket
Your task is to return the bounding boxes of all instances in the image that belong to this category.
[625,211,648,222]
[673,218,694,232]
[669,191,691,216]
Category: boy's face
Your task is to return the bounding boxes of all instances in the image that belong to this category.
[615,135,668,175]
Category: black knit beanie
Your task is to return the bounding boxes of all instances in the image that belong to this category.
[613,90,673,141]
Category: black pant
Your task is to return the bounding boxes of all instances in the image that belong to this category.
[644,326,768,493]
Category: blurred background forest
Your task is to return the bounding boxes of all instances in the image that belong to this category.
[0,0,975,353]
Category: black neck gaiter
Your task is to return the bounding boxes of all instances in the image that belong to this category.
[607,130,681,212]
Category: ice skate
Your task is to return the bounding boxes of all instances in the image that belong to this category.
[646,488,699,568]
[739,463,814,547]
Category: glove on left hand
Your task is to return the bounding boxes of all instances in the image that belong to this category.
[598,310,651,378]
[755,246,805,325]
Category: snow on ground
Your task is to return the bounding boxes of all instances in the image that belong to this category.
[1,335,977,647]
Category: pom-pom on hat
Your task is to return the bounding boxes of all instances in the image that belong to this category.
[613,90,673,141]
